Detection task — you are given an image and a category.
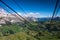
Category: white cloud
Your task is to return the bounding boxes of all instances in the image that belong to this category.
[18,12,41,18]
[0,8,7,14]
[0,7,50,18]
[18,12,51,18]
[24,12,40,17]
[17,12,22,16]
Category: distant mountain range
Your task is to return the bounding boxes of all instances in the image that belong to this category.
[36,17,60,22]
[36,18,50,21]
[0,7,60,23]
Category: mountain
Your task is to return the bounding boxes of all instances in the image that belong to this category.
[53,17,60,21]
[0,8,23,24]
[36,18,50,21]
[36,17,60,22]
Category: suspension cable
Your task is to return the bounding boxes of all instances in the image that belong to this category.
[50,0,58,23]
[0,0,31,23]
[0,5,24,22]
[0,0,35,30]
[0,0,46,31]
[13,0,27,14]
[54,6,60,17]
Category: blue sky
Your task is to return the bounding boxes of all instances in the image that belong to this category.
[0,0,60,18]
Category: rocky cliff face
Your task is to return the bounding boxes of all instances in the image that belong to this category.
[0,7,38,24]
[0,8,22,24]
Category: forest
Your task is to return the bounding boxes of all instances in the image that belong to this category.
[0,20,60,40]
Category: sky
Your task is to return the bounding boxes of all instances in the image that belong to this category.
[0,0,60,18]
